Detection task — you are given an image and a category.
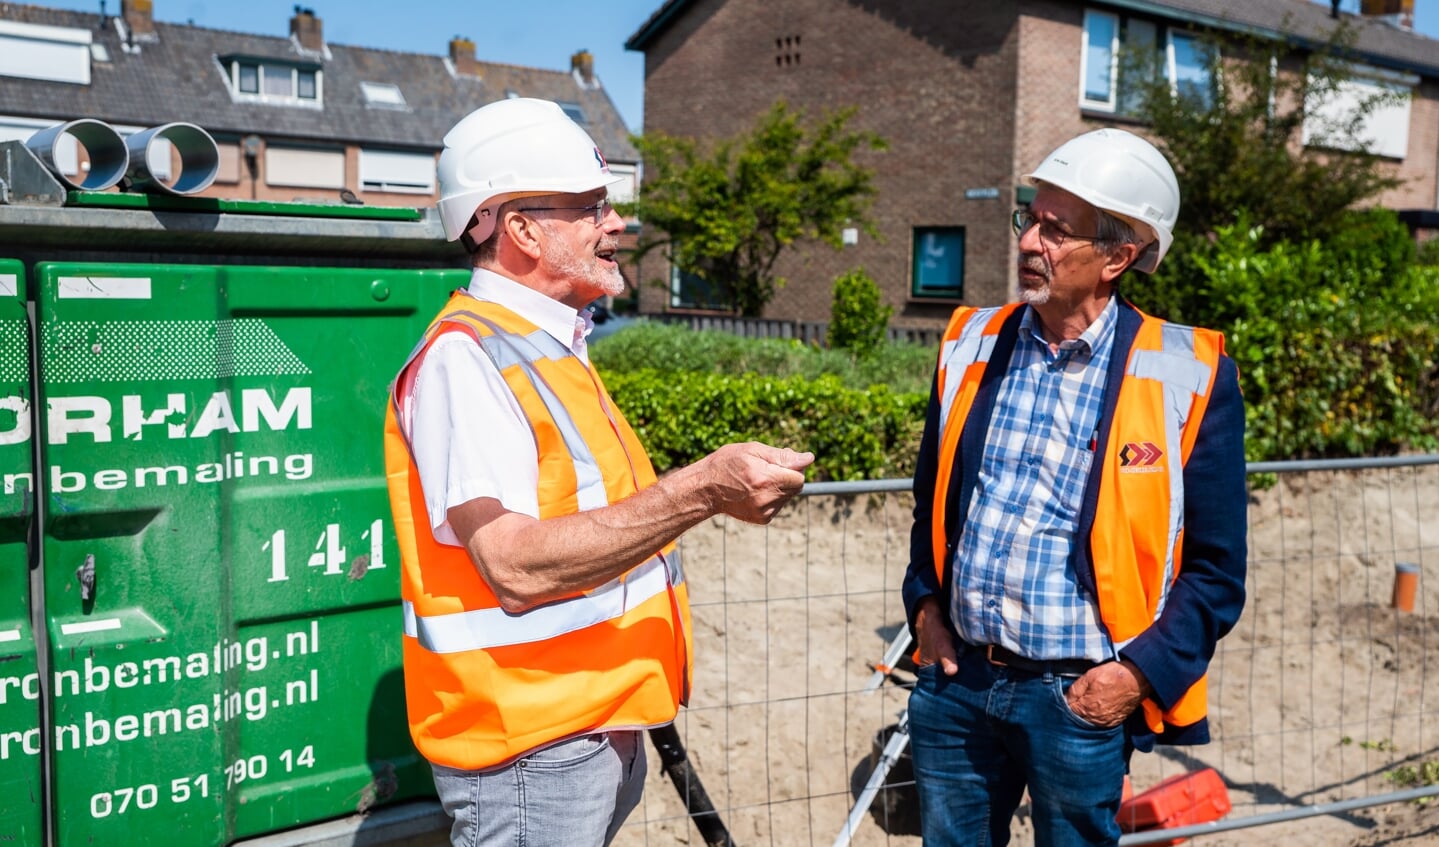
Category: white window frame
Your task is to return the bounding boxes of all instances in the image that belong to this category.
[358,148,435,194]
[0,20,92,85]
[1078,9,1217,115]
[225,59,324,107]
[1303,63,1415,160]
[264,145,345,190]
[1166,29,1213,106]
[0,116,79,174]
[0,115,64,143]
[1079,9,1119,112]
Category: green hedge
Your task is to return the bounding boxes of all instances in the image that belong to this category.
[600,369,926,481]
[591,321,935,395]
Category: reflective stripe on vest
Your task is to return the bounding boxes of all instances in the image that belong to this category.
[443,310,610,512]
[402,552,677,651]
[1119,322,1213,621]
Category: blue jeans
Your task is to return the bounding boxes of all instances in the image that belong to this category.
[430,730,647,847]
[907,649,1127,847]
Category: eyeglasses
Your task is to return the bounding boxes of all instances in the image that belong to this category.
[1011,209,1100,249]
[517,198,614,226]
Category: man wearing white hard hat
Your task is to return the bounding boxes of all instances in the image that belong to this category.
[383,98,813,846]
[902,128,1247,846]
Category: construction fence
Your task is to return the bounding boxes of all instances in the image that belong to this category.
[612,455,1439,847]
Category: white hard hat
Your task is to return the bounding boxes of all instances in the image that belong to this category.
[436,98,624,243]
[1024,128,1180,274]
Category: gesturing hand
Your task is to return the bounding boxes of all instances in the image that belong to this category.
[704,442,814,524]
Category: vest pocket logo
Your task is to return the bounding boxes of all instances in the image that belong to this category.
[1120,441,1164,471]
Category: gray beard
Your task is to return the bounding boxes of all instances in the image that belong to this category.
[1017,281,1050,305]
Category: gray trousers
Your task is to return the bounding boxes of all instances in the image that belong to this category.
[430,730,647,847]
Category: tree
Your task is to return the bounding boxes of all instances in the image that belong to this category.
[626,101,886,317]
[827,267,892,359]
[1117,21,1407,325]
[1123,23,1403,245]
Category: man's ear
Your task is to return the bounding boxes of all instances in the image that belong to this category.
[1100,242,1141,284]
[502,211,545,261]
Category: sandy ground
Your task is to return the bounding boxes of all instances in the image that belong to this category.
[611,461,1439,847]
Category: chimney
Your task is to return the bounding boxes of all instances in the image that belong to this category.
[121,0,154,37]
[1359,0,1415,30]
[290,6,324,51]
[450,36,478,77]
[571,49,595,86]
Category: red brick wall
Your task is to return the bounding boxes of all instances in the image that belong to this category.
[639,0,1029,326]
[1380,77,1439,211]
[637,0,1439,326]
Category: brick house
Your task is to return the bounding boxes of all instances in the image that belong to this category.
[626,0,1439,329]
[0,1,641,275]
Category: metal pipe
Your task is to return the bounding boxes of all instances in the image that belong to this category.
[800,454,1439,497]
[1245,453,1439,473]
[24,119,128,191]
[125,122,220,195]
[832,711,909,847]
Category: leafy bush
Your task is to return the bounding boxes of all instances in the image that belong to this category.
[1127,216,1439,460]
[602,369,925,481]
[827,267,892,358]
[591,320,935,395]
[1415,236,1439,267]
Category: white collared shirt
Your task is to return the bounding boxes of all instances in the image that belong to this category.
[396,268,594,545]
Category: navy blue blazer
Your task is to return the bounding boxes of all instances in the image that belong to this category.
[902,296,1248,749]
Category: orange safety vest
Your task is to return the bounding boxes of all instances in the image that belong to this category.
[929,302,1223,737]
[383,293,692,770]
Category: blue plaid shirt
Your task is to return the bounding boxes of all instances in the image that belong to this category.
[949,297,1119,662]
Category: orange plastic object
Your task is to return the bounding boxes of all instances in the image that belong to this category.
[1116,768,1230,845]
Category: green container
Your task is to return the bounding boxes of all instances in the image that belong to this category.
[0,259,42,846]
[25,261,463,845]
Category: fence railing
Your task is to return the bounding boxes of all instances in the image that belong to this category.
[645,313,944,348]
[615,455,1439,847]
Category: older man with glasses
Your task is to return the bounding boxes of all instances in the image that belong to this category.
[383,98,813,846]
[902,128,1247,847]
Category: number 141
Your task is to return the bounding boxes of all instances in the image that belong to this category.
[262,520,386,582]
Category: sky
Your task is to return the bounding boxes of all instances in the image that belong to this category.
[17,0,1439,135]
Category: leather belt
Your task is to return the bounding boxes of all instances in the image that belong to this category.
[980,643,1097,679]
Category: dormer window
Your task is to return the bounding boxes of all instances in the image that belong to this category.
[223,56,322,106]
[360,81,406,109]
